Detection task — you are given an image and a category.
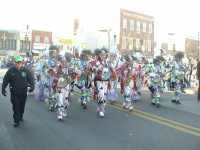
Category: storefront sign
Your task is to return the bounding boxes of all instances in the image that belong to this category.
[33,43,50,50]
[58,39,73,45]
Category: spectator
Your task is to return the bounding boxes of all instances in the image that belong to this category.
[196,60,200,101]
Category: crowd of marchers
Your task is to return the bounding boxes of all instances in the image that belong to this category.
[2,45,199,127]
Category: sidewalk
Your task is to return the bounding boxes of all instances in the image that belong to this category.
[162,87,200,115]
[142,86,200,115]
[185,87,198,95]
[162,99,200,115]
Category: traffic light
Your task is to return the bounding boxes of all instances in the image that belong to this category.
[3,33,6,40]
[24,34,29,41]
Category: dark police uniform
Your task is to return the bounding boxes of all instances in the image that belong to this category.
[2,66,35,125]
[197,61,200,101]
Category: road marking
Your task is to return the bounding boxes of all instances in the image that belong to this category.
[73,91,200,137]
[108,103,200,137]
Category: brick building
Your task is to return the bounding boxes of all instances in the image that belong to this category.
[31,30,52,54]
[185,37,198,59]
[0,28,53,62]
[119,9,154,57]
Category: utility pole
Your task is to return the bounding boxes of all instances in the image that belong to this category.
[198,32,200,60]
[98,29,112,51]
[168,33,175,56]
[108,30,110,51]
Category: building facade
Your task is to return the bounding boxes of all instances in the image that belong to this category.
[0,29,53,63]
[160,36,199,59]
[32,30,52,54]
[73,8,154,57]
[185,37,198,59]
[0,29,30,62]
[120,9,154,57]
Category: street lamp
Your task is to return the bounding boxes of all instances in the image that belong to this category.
[98,28,112,51]
[168,33,175,55]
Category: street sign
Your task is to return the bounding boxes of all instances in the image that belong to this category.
[58,39,73,45]
[8,30,19,33]
[81,43,87,49]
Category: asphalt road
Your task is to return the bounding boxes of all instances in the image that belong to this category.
[0,68,200,150]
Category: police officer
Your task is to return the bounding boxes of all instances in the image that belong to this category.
[196,60,200,101]
[1,55,35,127]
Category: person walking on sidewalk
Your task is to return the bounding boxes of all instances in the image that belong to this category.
[196,60,200,101]
[1,55,35,127]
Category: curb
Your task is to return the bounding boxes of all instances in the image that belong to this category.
[185,88,197,95]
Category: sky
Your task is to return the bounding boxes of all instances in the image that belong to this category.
[1,0,200,44]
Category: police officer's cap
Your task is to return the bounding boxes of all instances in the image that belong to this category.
[14,55,23,62]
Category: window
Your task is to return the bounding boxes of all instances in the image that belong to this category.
[123,18,127,29]
[7,40,11,50]
[20,40,30,51]
[6,40,16,50]
[190,50,195,55]
[130,20,134,30]
[149,23,152,33]
[128,38,133,50]
[44,36,49,44]
[143,39,147,51]
[20,41,23,51]
[26,41,30,51]
[121,37,127,49]
[35,36,40,43]
[0,40,2,50]
[0,39,17,50]
[5,40,9,50]
[12,40,17,50]
[136,39,140,50]
[136,21,140,32]
[148,40,152,51]
[143,22,146,32]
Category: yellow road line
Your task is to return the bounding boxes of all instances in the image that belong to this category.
[73,91,200,137]
[112,103,200,132]
[108,103,200,137]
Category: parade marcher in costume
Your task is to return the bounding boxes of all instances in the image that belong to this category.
[106,52,118,103]
[133,57,142,96]
[169,52,189,104]
[146,56,166,107]
[2,55,35,127]
[71,49,93,109]
[24,52,35,95]
[131,56,144,100]
[24,52,35,73]
[92,48,111,117]
[55,54,72,120]
[34,56,47,101]
[44,45,59,111]
[141,57,149,87]
[117,55,135,111]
